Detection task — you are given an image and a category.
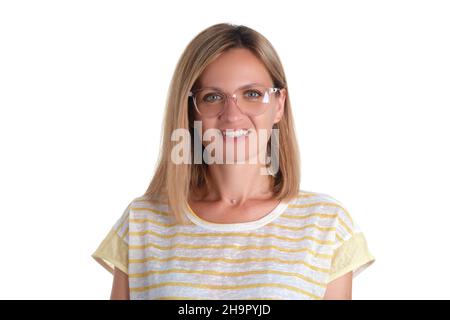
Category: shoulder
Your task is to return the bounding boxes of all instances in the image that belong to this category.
[288,189,349,213]
[288,190,361,239]
[126,194,173,222]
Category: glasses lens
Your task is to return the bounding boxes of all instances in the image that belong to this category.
[192,86,278,117]
[194,89,225,117]
[236,86,275,116]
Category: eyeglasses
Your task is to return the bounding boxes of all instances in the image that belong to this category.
[188,85,281,118]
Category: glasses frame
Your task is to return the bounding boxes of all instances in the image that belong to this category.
[188,86,281,118]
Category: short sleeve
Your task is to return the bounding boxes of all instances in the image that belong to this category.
[91,201,131,275]
[327,200,376,283]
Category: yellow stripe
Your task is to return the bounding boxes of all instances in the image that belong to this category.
[280,212,337,220]
[337,217,353,236]
[288,201,354,225]
[129,256,330,273]
[129,218,176,227]
[129,226,334,243]
[336,233,344,243]
[130,281,322,300]
[288,201,341,209]
[129,240,334,253]
[130,207,170,216]
[296,193,316,198]
[267,222,335,232]
[338,206,355,226]
[129,268,326,288]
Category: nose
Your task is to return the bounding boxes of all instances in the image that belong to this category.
[220,95,244,121]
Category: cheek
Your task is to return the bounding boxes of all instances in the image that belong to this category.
[199,119,216,132]
[252,115,276,138]
[192,114,213,131]
[194,118,219,147]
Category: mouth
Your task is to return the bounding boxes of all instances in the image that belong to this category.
[220,128,251,138]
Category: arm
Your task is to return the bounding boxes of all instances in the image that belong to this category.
[110,267,130,300]
[323,271,353,300]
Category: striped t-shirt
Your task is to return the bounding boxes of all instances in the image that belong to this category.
[92,190,376,300]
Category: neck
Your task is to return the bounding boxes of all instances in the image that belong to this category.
[203,163,274,205]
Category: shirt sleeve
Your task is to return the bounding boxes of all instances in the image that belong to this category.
[327,200,376,283]
[91,201,131,275]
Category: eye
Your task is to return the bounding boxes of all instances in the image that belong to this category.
[244,89,262,99]
[203,92,223,103]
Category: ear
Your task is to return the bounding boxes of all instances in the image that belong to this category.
[273,88,286,124]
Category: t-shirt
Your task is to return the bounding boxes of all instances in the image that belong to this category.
[92,190,376,300]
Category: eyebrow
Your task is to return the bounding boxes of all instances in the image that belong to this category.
[200,82,270,91]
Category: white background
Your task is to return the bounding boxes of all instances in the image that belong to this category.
[0,0,449,299]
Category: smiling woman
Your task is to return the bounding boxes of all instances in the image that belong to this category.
[91,23,376,300]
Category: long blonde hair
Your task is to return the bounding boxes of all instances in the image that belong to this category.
[143,23,301,224]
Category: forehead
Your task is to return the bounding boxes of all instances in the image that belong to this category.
[197,48,273,90]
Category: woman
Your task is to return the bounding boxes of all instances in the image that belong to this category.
[92,23,376,300]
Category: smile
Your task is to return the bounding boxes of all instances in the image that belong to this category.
[221,129,250,138]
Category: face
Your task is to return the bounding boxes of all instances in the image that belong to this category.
[192,48,286,165]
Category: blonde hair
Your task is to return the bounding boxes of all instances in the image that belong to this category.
[143,23,301,224]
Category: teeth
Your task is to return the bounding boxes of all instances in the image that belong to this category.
[222,129,249,138]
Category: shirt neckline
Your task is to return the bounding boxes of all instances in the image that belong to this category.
[184,198,291,231]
